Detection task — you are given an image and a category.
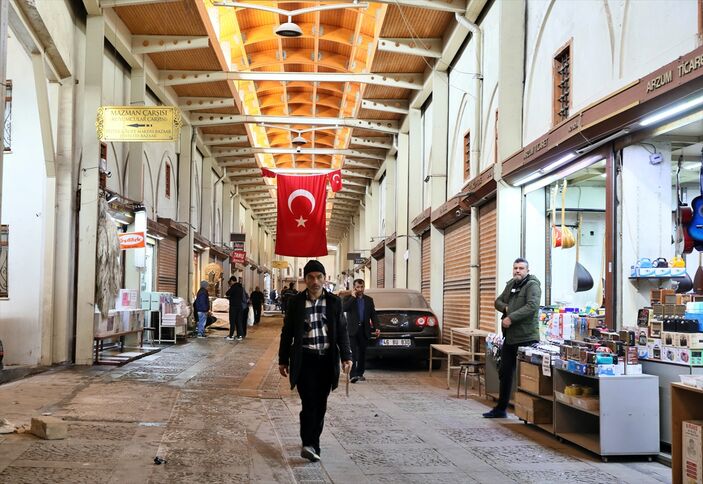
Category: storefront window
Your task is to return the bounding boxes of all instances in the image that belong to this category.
[524,160,606,336]
[141,242,154,293]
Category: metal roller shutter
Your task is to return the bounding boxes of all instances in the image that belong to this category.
[442,217,471,347]
[157,236,177,294]
[392,250,396,288]
[479,199,497,333]
[376,256,385,288]
[421,232,431,303]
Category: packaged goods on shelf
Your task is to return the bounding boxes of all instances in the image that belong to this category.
[683,420,703,484]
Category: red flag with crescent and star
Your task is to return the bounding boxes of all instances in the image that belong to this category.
[275,174,328,257]
[328,169,342,192]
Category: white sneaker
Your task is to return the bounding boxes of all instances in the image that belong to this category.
[225,336,234,341]
[300,446,320,462]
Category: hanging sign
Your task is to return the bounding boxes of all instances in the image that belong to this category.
[118,231,146,250]
[96,106,182,142]
[272,260,289,269]
[230,250,246,264]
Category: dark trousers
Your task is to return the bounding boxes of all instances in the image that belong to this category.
[296,352,333,454]
[253,304,262,323]
[349,330,368,378]
[496,340,537,411]
[228,308,244,338]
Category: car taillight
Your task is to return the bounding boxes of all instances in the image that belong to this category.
[416,316,426,327]
[427,317,437,327]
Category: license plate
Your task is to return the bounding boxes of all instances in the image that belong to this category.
[379,339,411,347]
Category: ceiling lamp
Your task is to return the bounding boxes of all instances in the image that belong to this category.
[291,134,307,146]
[275,17,303,38]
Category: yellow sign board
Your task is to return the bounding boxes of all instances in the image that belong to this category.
[272,260,289,269]
[96,106,182,142]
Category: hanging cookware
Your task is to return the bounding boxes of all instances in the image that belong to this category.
[561,179,576,249]
[551,185,562,248]
[573,213,594,292]
[674,272,693,294]
[694,253,703,295]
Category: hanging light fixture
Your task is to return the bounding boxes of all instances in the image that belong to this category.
[275,16,303,38]
[291,133,307,146]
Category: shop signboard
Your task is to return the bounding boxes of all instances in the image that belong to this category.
[118,231,146,250]
[231,250,246,264]
[96,106,182,142]
[272,260,289,269]
[354,257,368,265]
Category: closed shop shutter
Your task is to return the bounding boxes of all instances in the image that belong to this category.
[443,217,471,346]
[392,250,396,288]
[157,236,177,294]
[421,232,431,303]
[478,199,497,332]
[376,256,385,288]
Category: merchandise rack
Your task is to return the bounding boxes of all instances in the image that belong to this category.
[516,360,660,460]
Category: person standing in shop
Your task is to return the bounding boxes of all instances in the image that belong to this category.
[483,258,541,418]
[342,278,380,383]
[225,276,246,341]
[278,260,352,462]
[250,286,265,324]
[194,280,210,338]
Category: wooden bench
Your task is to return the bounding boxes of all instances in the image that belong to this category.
[93,329,144,365]
[429,344,471,389]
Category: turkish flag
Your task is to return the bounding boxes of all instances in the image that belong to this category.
[275,174,328,257]
[261,167,276,178]
[328,169,343,192]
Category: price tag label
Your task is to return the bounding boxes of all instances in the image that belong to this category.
[542,354,551,377]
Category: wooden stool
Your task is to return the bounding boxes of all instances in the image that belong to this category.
[457,360,485,399]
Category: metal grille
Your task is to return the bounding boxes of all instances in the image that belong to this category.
[554,47,570,123]
[0,225,8,298]
[3,81,11,152]
[463,131,470,180]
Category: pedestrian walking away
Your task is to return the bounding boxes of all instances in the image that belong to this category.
[194,281,210,338]
[484,258,541,419]
[342,278,380,383]
[281,282,298,315]
[250,286,265,324]
[225,277,247,341]
[278,260,352,462]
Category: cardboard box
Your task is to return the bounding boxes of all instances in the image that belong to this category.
[683,420,703,484]
[663,346,678,363]
[650,321,663,338]
[519,361,552,396]
[663,332,677,347]
[691,349,703,366]
[515,391,552,424]
[689,334,703,350]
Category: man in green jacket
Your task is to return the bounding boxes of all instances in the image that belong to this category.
[483,258,541,418]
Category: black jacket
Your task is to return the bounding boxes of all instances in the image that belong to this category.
[342,294,379,338]
[226,283,247,311]
[250,290,265,306]
[278,290,352,390]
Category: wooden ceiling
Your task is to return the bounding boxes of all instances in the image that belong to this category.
[113,0,459,242]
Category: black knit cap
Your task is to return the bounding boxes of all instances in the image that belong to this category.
[303,259,326,276]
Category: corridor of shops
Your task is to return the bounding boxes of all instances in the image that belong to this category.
[0,314,670,483]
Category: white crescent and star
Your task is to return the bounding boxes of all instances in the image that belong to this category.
[331,173,341,186]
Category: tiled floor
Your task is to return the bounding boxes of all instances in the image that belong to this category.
[0,316,672,483]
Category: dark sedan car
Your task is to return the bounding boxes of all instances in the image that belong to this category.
[341,289,440,367]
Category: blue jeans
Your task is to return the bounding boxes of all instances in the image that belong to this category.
[197,311,207,336]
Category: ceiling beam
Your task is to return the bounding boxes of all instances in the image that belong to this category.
[131,35,209,55]
[224,168,261,177]
[160,70,423,90]
[219,158,259,167]
[358,0,466,12]
[344,159,383,169]
[191,113,399,134]
[377,38,442,58]
[212,147,386,160]
[180,97,237,112]
[101,0,181,6]
[341,169,373,179]
[203,134,249,145]
[349,137,393,149]
[238,186,273,193]
[230,177,265,185]
[361,99,409,115]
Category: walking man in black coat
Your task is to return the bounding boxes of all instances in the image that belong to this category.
[279,260,352,462]
[343,278,380,383]
[250,286,265,324]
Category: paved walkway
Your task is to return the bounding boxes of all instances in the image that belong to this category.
[0,315,671,483]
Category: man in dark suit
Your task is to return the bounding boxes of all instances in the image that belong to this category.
[343,278,380,383]
[278,260,352,462]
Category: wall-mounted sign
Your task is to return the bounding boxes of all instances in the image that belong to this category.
[347,252,361,260]
[96,106,181,142]
[354,257,368,265]
[230,250,246,264]
[272,260,289,269]
[118,231,146,250]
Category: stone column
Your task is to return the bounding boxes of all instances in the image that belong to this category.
[75,15,104,365]
[177,124,194,303]
[407,109,423,292]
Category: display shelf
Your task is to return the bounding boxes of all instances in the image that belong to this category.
[629,276,677,280]
[555,398,600,417]
[671,383,703,484]
[536,422,554,434]
[553,367,659,457]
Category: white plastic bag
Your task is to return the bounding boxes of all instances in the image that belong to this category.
[247,306,254,326]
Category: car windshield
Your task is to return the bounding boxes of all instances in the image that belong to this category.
[365,291,430,310]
